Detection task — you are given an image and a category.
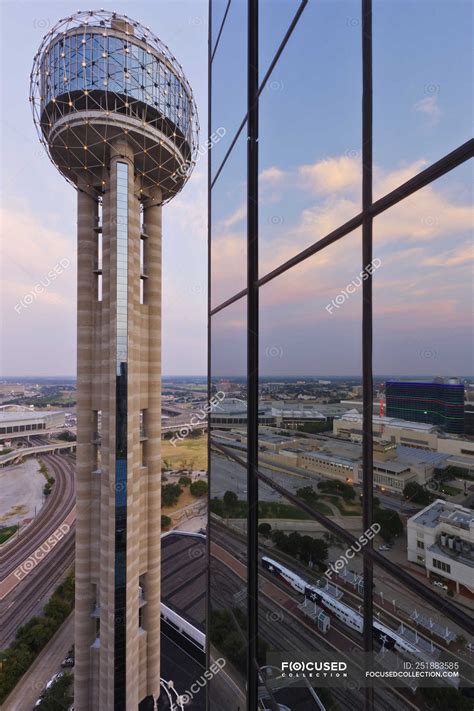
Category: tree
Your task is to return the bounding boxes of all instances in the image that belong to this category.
[271,530,290,553]
[161,483,182,507]
[179,475,192,487]
[373,507,403,541]
[190,480,208,497]
[296,486,319,505]
[161,515,172,529]
[339,482,356,501]
[403,482,432,506]
[287,532,302,556]
[258,523,272,538]
[37,672,73,710]
[44,597,70,625]
[57,430,76,442]
[223,490,238,516]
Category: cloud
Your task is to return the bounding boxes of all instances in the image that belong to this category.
[299,155,361,194]
[0,203,76,312]
[413,95,441,125]
[421,243,473,268]
[260,166,285,184]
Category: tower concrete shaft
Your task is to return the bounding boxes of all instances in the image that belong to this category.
[31,11,198,709]
[74,142,162,710]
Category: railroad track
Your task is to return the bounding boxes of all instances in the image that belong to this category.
[0,453,75,578]
[0,529,75,647]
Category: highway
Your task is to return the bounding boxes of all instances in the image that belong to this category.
[0,453,76,648]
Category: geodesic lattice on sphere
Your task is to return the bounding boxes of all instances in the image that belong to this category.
[30,9,199,202]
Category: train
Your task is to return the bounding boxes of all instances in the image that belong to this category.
[261,556,431,657]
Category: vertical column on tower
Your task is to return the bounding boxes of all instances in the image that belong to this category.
[75,183,98,711]
[143,188,163,699]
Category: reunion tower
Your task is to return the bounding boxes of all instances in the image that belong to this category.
[30,10,198,710]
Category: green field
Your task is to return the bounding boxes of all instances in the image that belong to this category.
[0,525,19,544]
[439,484,462,496]
[210,498,333,519]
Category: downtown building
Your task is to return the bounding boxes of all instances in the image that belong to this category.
[407,500,474,595]
[386,379,465,435]
[31,10,198,710]
[208,1,473,710]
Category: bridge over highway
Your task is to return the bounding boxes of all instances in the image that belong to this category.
[0,442,76,466]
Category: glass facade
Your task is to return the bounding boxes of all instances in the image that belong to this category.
[209,2,473,711]
[385,380,465,435]
[114,161,128,707]
[40,30,192,138]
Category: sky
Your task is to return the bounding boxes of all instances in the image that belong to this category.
[0,0,472,378]
[210,0,473,378]
[0,0,207,377]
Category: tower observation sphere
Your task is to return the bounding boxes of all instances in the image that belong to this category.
[30,9,199,202]
[30,10,198,711]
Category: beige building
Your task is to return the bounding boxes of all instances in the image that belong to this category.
[260,435,441,494]
[333,412,474,459]
[0,410,65,441]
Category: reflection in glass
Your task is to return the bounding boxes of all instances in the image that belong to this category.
[259,0,361,273]
[211,0,247,175]
[209,298,248,707]
[211,133,247,307]
[373,0,472,197]
[372,165,473,616]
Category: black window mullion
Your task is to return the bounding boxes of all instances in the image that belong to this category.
[206,0,212,708]
[247,0,259,708]
[361,1,374,709]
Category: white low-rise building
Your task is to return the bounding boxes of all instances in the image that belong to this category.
[407,500,474,594]
[0,410,65,440]
[333,412,474,459]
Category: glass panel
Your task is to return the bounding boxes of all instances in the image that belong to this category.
[211,128,247,308]
[257,479,371,709]
[209,297,248,707]
[258,228,366,631]
[372,165,473,615]
[373,0,472,198]
[259,0,362,275]
[369,561,473,705]
[211,0,247,176]
[259,0,301,79]
[211,0,231,54]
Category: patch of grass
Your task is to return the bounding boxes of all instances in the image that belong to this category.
[322,495,362,516]
[0,525,19,544]
[210,499,332,520]
[161,433,207,471]
[439,484,462,496]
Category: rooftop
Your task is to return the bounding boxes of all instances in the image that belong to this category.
[161,531,206,632]
[410,500,474,531]
[337,412,438,433]
[396,446,449,468]
[0,410,64,422]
